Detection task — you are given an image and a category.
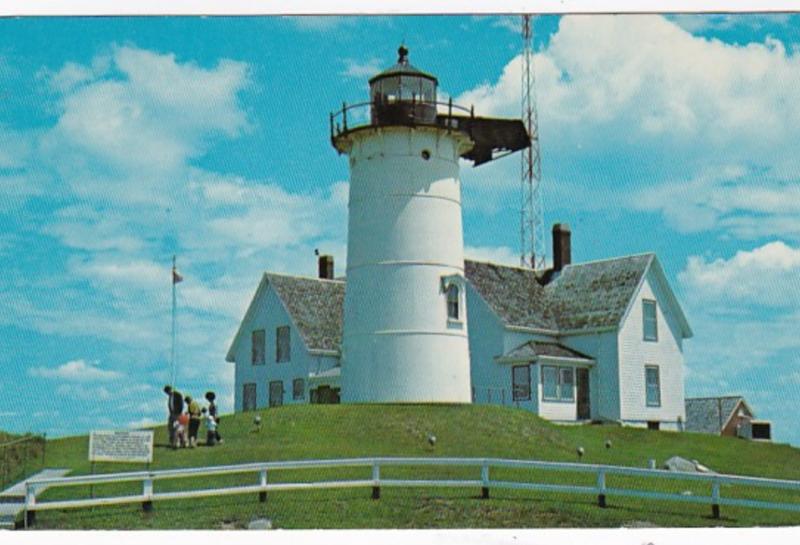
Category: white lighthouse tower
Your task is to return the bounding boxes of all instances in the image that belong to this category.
[331,46,530,403]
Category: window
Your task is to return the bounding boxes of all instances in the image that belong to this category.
[446,284,460,320]
[643,299,658,341]
[647,421,660,431]
[560,368,575,402]
[512,365,531,401]
[269,380,284,407]
[251,329,265,365]
[541,365,575,402]
[242,383,257,411]
[292,378,305,401]
[645,365,661,407]
[276,326,291,362]
[542,366,559,400]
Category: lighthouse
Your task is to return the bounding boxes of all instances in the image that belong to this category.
[331,45,530,403]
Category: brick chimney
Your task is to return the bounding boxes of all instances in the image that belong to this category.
[552,223,571,272]
[318,255,334,280]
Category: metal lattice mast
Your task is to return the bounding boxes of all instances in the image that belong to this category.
[520,14,546,270]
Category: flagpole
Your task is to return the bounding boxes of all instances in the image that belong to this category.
[171,255,177,390]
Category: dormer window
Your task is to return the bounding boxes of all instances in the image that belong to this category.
[447,284,460,320]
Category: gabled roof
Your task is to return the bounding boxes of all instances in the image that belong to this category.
[225,273,344,362]
[498,340,593,363]
[545,254,654,331]
[685,396,753,434]
[465,254,685,334]
[464,260,557,330]
[266,273,345,353]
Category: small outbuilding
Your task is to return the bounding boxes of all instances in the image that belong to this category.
[684,396,772,440]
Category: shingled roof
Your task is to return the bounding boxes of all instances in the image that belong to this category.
[266,273,345,353]
[465,254,655,332]
[685,396,752,435]
[464,260,557,330]
[229,252,689,362]
[545,254,654,331]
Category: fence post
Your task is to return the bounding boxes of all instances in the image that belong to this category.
[711,479,721,519]
[24,482,36,528]
[597,469,607,508]
[371,462,380,500]
[481,462,490,499]
[142,477,154,513]
[259,469,268,503]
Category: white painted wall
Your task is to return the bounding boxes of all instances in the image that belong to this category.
[233,285,338,411]
[340,126,473,403]
[617,269,686,428]
[465,283,540,411]
[562,332,620,421]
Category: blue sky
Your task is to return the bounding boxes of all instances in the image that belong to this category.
[1,14,799,445]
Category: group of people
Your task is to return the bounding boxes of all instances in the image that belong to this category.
[164,386,223,449]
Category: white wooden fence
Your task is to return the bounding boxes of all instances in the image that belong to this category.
[22,457,800,527]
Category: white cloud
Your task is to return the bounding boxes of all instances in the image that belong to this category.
[341,58,382,79]
[679,241,800,308]
[668,14,794,34]
[70,257,168,291]
[39,45,250,205]
[455,15,800,238]
[465,245,521,267]
[56,383,114,401]
[29,359,124,382]
[127,417,159,429]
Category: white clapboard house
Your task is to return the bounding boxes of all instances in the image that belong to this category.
[226,224,693,430]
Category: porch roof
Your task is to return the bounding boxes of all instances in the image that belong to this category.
[496,340,594,364]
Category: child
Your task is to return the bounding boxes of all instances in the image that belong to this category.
[205,391,223,444]
[175,411,189,448]
[202,408,217,447]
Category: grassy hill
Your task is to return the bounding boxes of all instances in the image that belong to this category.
[21,404,800,529]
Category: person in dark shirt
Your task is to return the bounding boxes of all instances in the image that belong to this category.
[164,385,184,449]
[205,391,223,444]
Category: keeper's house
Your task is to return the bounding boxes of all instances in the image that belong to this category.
[226,224,694,430]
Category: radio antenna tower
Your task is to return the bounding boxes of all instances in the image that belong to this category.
[520,14,546,270]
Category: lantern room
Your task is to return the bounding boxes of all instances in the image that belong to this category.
[369,45,438,125]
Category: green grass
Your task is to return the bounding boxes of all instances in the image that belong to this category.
[20,404,800,529]
[1,432,46,491]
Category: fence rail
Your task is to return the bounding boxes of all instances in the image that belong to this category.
[22,456,800,528]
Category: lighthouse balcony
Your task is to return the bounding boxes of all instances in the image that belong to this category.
[331,99,531,166]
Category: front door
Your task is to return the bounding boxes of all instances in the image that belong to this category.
[576,368,591,420]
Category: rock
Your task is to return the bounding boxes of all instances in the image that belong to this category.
[663,455,715,473]
[248,518,273,530]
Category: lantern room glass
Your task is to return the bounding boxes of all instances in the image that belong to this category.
[370,75,436,105]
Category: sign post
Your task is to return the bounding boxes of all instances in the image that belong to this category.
[88,430,155,510]
[89,430,154,464]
